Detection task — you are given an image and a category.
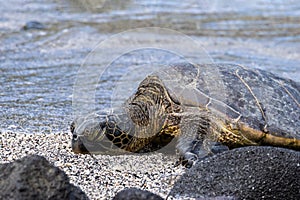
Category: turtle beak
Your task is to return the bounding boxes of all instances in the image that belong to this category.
[71,135,90,154]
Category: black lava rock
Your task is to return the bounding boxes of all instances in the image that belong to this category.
[113,188,163,200]
[23,21,46,30]
[0,155,88,200]
[170,146,300,200]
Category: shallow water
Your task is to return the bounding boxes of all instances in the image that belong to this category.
[0,0,299,133]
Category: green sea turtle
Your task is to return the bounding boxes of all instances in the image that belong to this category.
[71,63,300,167]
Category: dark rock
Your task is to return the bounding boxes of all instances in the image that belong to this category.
[0,155,88,200]
[113,188,163,200]
[170,146,300,200]
[23,21,46,30]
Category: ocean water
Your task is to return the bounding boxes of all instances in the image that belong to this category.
[0,0,299,133]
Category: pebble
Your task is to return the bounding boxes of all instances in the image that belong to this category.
[0,131,185,200]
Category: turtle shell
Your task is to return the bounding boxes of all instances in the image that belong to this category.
[155,63,300,139]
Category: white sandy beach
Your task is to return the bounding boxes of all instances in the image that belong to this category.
[0,131,186,200]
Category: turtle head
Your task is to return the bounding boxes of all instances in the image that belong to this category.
[71,116,107,154]
[71,112,133,154]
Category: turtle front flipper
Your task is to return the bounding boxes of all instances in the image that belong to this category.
[126,75,177,125]
[176,111,229,168]
[177,139,230,168]
[176,140,229,168]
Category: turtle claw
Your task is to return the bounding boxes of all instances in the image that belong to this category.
[175,152,198,168]
[182,159,195,168]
